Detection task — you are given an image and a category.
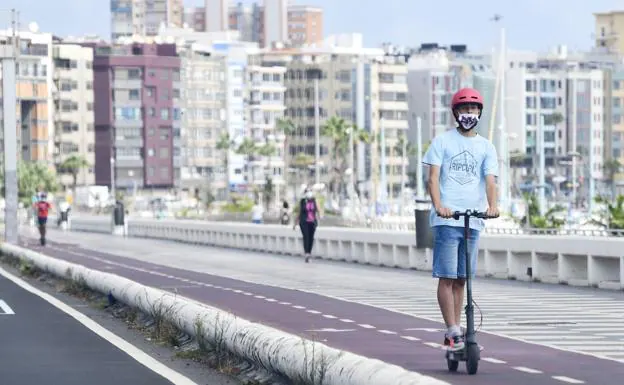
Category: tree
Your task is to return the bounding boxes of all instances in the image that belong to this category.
[235,137,258,190]
[321,116,369,200]
[257,141,277,208]
[0,161,59,207]
[395,134,418,198]
[592,195,624,235]
[58,155,89,192]
[603,158,621,200]
[276,118,296,200]
[520,193,565,230]
[216,132,234,201]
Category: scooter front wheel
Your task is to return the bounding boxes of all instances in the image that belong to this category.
[465,343,480,375]
[447,358,459,372]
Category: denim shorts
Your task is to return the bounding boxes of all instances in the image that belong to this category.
[432,225,480,279]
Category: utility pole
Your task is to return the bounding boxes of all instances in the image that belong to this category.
[313,75,320,186]
[2,9,19,244]
[416,116,424,198]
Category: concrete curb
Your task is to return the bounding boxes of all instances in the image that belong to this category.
[0,243,449,385]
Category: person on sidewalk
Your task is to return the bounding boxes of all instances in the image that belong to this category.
[294,187,320,263]
[251,200,264,224]
[422,87,499,352]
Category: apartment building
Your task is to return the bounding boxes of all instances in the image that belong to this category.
[594,10,624,54]
[606,68,624,189]
[406,49,475,145]
[505,67,606,200]
[86,41,181,190]
[186,1,323,48]
[375,55,409,198]
[177,43,228,196]
[0,29,54,164]
[111,0,184,40]
[269,36,412,200]
[52,41,96,187]
[246,53,287,199]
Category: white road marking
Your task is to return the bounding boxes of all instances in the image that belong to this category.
[513,366,543,374]
[358,324,375,329]
[552,375,585,384]
[0,299,15,315]
[483,357,507,364]
[400,336,421,341]
[0,266,198,385]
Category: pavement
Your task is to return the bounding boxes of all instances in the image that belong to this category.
[15,229,624,385]
[0,268,180,385]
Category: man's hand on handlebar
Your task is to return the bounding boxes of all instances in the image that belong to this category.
[435,206,454,218]
[486,206,500,218]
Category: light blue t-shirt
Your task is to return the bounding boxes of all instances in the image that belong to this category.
[422,128,499,231]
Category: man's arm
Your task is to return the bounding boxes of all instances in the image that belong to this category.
[485,174,498,210]
[483,143,500,213]
[428,165,443,211]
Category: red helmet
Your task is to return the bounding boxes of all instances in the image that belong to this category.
[451,88,483,110]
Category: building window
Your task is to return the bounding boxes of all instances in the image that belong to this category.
[129,89,140,100]
[160,108,169,120]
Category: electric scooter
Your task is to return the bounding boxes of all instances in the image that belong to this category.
[444,209,497,375]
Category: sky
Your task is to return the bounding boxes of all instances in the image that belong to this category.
[0,0,622,54]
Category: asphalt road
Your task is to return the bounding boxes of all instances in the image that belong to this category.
[18,230,624,385]
[0,272,184,385]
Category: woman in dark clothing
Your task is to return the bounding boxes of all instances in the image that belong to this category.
[294,188,320,263]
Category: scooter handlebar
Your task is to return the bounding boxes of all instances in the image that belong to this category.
[451,210,499,220]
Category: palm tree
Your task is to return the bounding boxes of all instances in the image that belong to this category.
[603,158,621,200]
[321,116,370,201]
[235,137,258,189]
[394,134,418,202]
[216,132,234,201]
[593,195,624,235]
[257,141,277,208]
[521,192,566,231]
[1,161,59,207]
[58,155,89,193]
[275,118,296,200]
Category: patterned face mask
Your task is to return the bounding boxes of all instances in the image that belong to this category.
[458,113,479,130]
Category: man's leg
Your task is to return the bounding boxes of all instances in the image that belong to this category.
[432,226,464,350]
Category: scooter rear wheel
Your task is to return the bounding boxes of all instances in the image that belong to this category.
[465,343,480,375]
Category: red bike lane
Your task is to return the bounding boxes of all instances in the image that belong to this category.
[21,239,622,385]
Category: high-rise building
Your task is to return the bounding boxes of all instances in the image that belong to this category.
[185,2,323,48]
[0,29,54,164]
[263,0,288,47]
[111,0,184,41]
[176,42,228,196]
[86,41,181,190]
[605,67,624,191]
[246,52,287,199]
[285,5,323,48]
[594,10,624,54]
[268,34,410,201]
[204,0,229,32]
[52,40,96,187]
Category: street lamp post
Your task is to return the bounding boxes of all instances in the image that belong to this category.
[1,11,18,244]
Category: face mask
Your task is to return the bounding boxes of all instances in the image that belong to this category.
[305,192,313,199]
[457,113,479,130]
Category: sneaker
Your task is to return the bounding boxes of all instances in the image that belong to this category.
[444,333,465,351]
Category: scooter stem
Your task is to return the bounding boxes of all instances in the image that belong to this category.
[464,212,476,345]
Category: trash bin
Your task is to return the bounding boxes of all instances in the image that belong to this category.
[414,199,433,249]
[113,200,125,226]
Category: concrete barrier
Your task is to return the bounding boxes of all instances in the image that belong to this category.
[64,216,624,291]
[0,242,448,385]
